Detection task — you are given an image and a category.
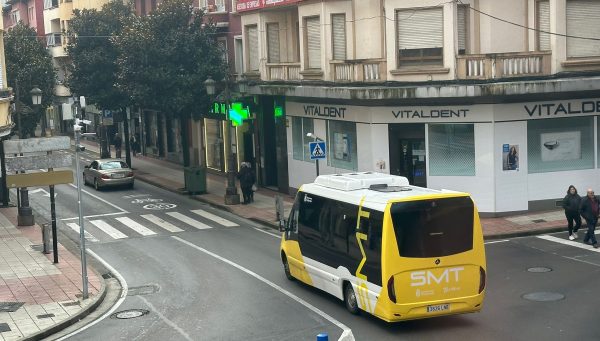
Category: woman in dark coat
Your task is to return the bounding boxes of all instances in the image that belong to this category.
[562,185,581,240]
[237,163,255,204]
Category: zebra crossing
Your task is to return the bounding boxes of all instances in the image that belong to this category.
[65,209,239,243]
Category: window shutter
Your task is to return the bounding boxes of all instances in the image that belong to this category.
[306,17,321,69]
[457,5,468,52]
[567,0,600,57]
[267,23,280,63]
[537,1,550,51]
[332,14,346,61]
[397,7,443,50]
[247,25,259,71]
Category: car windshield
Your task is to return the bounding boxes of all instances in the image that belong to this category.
[99,161,128,170]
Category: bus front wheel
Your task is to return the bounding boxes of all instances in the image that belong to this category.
[344,283,360,315]
[282,253,294,281]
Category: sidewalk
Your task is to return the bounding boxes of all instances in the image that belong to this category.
[0,207,104,341]
[78,139,569,239]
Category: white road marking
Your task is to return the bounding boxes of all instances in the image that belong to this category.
[90,219,128,239]
[66,223,99,243]
[252,227,281,239]
[137,295,193,341]
[191,209,239,227]
[485,239,509,244]
[62,212,127,221]
[115,217,157,236]
[166,212,212,230]
[537,235,600,253]
[141,214,184,233]
[68,183,128,213]
[55,249,128,341]
[173,236,354,341]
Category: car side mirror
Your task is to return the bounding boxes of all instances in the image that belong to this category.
[279,219,287,232]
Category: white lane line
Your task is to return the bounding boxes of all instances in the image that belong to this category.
[55,249,128,341]
[172,236,354,341]
[137,295,193,341]
[66,223,100,243]
[537,235,600,253]
[61,212,128,221]
[191,209,239,227]
[485,239,509,244]
[166,212,212,230]
[252,227,281,239]
[90,220,128,239]
[141,214,184,233]
[115,217,157,236]
[68,183,128,213]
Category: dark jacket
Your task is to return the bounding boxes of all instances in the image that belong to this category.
[113,135,122,148]
[562,193,581,212]
[580,195,600,221]
[237,167,255,188]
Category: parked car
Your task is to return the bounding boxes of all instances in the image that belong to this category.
[83,159,134,190]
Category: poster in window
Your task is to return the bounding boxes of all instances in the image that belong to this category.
[502,144,519,171]
[540,131,581,162]
[334,132,350,161]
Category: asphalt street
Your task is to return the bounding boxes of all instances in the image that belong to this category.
[21,150,600,341]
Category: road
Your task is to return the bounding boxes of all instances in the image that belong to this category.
[21,148,600,340]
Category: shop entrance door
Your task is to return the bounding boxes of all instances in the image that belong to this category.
[389,124,426,187]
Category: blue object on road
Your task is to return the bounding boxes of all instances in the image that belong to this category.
[309,141,326,160]
[317,333,328,341]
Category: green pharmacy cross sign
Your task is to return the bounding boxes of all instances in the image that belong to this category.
[212,102,250,126]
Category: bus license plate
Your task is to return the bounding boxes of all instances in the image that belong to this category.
[427,304,449,313]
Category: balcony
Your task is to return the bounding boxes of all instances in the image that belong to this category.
[330,59,387,82]
[46,33,67,58]
[266,63,301,81]
[457,51,551,80]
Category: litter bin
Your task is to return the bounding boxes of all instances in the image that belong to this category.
[184,166,207,194]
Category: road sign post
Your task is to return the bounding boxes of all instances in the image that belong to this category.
[309,141,326,177]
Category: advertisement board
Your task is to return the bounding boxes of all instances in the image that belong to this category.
[236,0,302,12]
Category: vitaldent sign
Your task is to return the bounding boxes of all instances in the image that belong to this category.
[392,108,469,119]
[524,100,600,117]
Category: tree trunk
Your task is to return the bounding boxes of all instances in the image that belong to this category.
[123,108,132,167]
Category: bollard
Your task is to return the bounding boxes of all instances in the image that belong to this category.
[41,223,51,254]
[317,333,328,341]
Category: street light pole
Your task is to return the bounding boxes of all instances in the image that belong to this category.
[73,96,89,300]
[307,133,322,177]
[15,80,34,226]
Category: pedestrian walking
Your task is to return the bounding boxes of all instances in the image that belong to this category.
[562,185,581,240]
[113,133,122,159]
[237,162,256,205]
[130,136,138,157]
[579,188,599,248]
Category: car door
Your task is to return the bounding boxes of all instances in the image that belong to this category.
[87,161,98,183]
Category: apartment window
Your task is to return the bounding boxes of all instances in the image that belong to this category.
[28,7,34,23]
[331,14,346,61]
[234,37,244,74]
[140,0,146,15]
[215,0,225,12]
[292,117,314,162]
[199,0,208,9]
[217,37,228,64]
[566,0,600,58]
[305,16,321,69]
[327,121,358,171]
[246,25,259,71]
[537,1,550,51]
[267,23,280,63]
[429,124,475,176]
[396,7,444,68]
[10,10,20,25]
[457,5,469,55]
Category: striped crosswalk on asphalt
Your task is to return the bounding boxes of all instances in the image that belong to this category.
[191,209,238,227]
[116,217,157,236]
[166,212,213,230]
[140,214,184,233]
[66,223,100,243]
[90,219,128,239]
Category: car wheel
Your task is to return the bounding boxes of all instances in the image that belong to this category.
[344,283,360,315]
[94,179,100,191]
[282,253,294,281]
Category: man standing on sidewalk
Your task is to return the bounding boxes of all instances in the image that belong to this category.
[579,188,599,248]
[114,133,122,159]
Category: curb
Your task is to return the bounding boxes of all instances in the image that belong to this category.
[483,226,566,240]
[24,266,108,341]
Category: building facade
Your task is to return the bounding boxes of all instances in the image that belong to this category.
[0,12,13,138]
[2,0,45,34]
[238,0,600,215]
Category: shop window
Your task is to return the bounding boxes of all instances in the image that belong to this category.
[528,117,594,173]
[429,124,475,176]
[205,119,224,170]
[327,120,357,171]
[537,0,550,51]
[292,117,314,162]
[566,0,600,58]
[396,7,444,68]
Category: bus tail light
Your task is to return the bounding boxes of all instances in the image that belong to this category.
[387,276,397,303]
[479,267,486,294]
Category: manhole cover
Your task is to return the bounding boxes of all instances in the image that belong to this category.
[528,267,552,273]
[522,292,565,302]
[111,309,150,319]
[128,284,161,296]
[0,302,24,312]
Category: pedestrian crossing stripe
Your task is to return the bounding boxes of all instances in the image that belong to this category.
[66,223,99,243]
[116,217,157,236]
[191,209,238,227]
[90,220,128,239]
[166,212,212,230]
[140,214,184,233]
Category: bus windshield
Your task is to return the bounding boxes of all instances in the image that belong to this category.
[390,196,474,258]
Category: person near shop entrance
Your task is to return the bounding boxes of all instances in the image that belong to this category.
[130,136,139,157]
[237,162,256,205]
[579,188,599,248]
[114,133,122,159]
[562,185,581,240]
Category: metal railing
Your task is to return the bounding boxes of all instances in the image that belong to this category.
[266,63,302,81]
[457,51,551,79]
[331,59,386,82]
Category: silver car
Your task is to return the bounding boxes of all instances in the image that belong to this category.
[83,159,134,190]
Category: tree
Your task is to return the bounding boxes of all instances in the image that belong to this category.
[4,23,55,138]
[68,0,134,161]
[114,0,227,167]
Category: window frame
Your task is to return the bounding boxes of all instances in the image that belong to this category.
[292,117,315,162]
[245,24,259,72]
[331,13,347,61]
[396,7,444,68]
[266,22,281,64]
[536,0,550,51]
[304,16,322,70]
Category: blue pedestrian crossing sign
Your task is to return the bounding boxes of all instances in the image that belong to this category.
[309,141,326,160]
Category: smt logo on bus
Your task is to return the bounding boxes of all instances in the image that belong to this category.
[410,267,464,287]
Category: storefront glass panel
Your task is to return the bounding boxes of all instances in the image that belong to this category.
[528,117,594,173]
[327,120,357,171]
[428,124,475,176]
[292,117,314,162]
[205,118,224,171]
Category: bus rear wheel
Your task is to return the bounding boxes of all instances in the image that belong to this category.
[344,283,360,315]
[282,253,294,281]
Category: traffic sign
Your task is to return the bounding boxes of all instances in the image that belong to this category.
[309,141,326,160]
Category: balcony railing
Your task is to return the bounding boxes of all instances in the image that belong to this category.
[46,33,62,47]
[331,59,387,82]
[457,51,551,80]
[266,63,301,81]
